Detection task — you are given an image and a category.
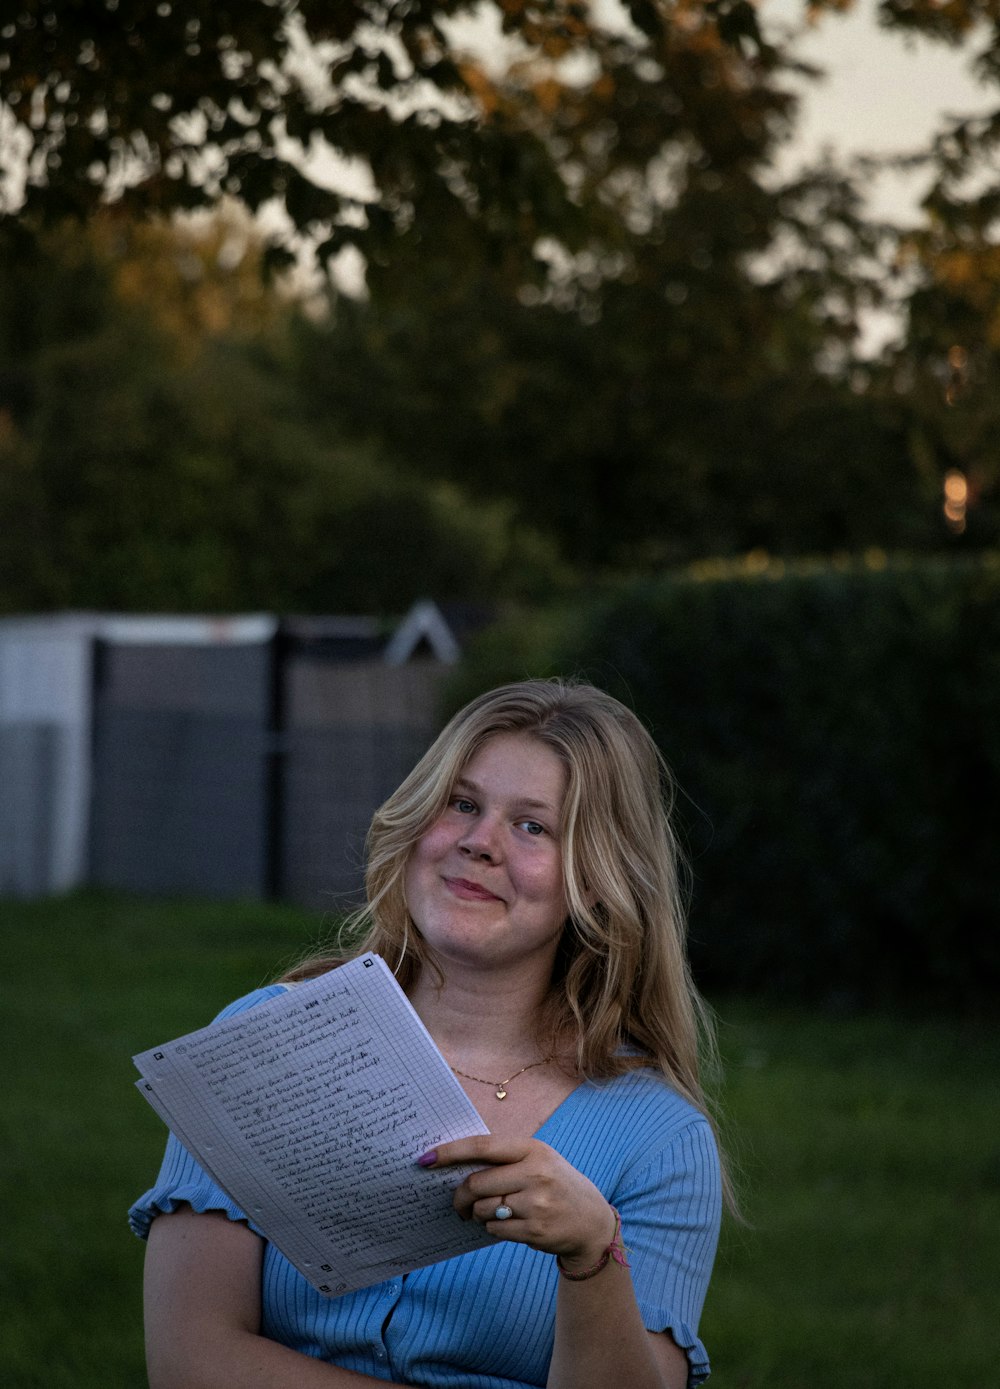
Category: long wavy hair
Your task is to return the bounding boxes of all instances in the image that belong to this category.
[282,679,724,1141]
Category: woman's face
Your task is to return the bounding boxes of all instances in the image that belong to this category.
[403,732,569,978]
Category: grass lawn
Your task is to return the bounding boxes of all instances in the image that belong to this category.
[706,1002,1000,1386]
[2,893,998,1388]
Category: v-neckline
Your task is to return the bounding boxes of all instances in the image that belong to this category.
[532,1078,590,1139]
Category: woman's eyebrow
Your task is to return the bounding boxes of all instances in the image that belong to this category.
[453,775,556,813]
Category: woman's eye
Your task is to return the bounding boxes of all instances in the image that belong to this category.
[452,797,476,814]
[518,820,545,836]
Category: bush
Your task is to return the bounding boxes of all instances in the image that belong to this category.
[445,554,1000,1007]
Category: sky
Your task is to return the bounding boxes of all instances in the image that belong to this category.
[763,0,994,221]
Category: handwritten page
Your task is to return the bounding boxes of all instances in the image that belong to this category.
[133,954,493,1295]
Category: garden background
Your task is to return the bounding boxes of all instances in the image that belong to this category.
[2,2,999,1385]
[4,891,998,1389]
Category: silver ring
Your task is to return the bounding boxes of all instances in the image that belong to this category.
[494,1202,513,1221]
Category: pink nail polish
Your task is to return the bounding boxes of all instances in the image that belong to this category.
[416,1150,438,1168]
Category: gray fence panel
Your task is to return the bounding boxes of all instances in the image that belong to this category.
[95,640,269,716]
[278,658,446,911]
[90,708,268,899]
[84,637,451,907]
[0,723,58,897]
[89,640,271,900]
[281,724,432,911]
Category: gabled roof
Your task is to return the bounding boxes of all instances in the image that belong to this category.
[383,601,460,666]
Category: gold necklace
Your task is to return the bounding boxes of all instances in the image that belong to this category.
[450,1056,554,1100]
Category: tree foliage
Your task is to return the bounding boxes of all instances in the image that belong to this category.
[0,217,567,613]
[2,1,999,607]
[2,0,774,275]
[282,24,927,569]
[3,1,999,252]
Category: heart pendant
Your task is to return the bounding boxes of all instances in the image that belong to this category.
[495,1088,507,1100]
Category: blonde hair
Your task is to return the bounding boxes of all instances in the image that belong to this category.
[283,679,723,1135]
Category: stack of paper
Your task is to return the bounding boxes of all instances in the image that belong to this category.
[134,954,492,1295]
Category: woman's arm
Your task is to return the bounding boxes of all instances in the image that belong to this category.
[424,1137,691,1389]
[548,1248,688,1389]
[144,1207,398,1389]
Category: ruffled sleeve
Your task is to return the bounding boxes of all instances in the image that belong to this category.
[616,1116,722,1387]
[128,984,289,1241]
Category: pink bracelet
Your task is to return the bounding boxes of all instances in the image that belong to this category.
[555,1207,630,1281]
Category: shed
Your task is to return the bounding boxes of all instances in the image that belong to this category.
[0,603,464,906]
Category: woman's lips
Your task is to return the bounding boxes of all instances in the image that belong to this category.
[444,877,502,902]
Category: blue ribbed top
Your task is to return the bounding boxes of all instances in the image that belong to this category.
[130,986,722,1387]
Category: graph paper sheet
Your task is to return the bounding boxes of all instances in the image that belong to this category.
[133,954,492,1295]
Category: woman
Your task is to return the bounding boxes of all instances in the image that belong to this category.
[131,679,725,1389]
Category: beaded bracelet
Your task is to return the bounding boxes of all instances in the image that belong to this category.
[555,1207,630,1281]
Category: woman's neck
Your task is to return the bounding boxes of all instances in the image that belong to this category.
[407,962,553,1069]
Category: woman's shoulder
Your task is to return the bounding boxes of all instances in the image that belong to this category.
[578,1065,715,1146]
[546,1067,719,1199]
[210,982,291,1024]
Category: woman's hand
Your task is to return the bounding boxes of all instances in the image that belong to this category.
[420,1136,617,1271]
[421,1138,686,1388]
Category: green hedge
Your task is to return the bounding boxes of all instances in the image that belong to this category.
[445,554,1000,1007]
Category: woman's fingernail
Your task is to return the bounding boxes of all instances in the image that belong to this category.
[416,1150,438,1168]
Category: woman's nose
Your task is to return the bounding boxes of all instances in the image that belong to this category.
[458,819,499,862]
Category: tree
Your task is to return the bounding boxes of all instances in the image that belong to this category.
[871,226,1000,547]
[802,0,1000,541]
[284,17,915,569]
[0,1,743,274]
[4,2,997,571]
[0,218,568,613]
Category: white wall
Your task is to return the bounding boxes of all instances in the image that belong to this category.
[0,616,96,893]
